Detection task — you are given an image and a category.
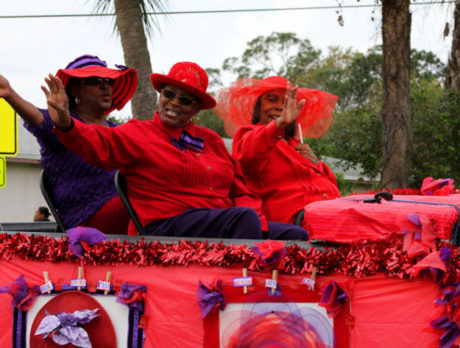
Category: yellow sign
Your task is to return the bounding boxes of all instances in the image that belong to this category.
[0,156,5,188]
[0,99,18,155]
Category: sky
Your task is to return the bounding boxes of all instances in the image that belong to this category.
[0,0,456,120]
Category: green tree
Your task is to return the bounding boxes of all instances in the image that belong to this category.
[300,46,382,112]
[222,32,321,84]
[210,31,455,190]
[310,47,449,188]
[93,0,168,120]
[409,82,460,185]
[194,109,225,137]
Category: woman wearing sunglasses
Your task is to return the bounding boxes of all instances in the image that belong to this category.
[0,55,137,234]
[43,61,307,240]
[214,76,341,228]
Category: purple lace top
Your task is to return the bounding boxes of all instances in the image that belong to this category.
[24,109,118,228]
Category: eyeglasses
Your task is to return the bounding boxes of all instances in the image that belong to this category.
[161,89,197,106]
[79,77,115,86]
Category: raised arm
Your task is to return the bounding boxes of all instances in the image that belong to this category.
[0,74,44,126]
[233,82,306,170]
[43,74,143,170]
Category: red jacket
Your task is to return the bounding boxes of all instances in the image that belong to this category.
[233,121,341,224]
[55,113,267,229]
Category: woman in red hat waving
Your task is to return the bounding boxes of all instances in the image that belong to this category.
[0,55,137,234]
[43,62,307,240]
[214,76,341,227]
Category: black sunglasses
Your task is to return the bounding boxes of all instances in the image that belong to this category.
[161,89,197,106]
[79,77,115,86]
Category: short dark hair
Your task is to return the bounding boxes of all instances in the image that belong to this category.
[66,77,80,111]
[252,97,296,138]
[38,206,51,218]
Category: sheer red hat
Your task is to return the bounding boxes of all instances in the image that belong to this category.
[29,290,116,347]
[56,54,138,115]
[150,62,217,109]
[214,76,338,138]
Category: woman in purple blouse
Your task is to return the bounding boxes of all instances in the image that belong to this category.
[0,55,137,234]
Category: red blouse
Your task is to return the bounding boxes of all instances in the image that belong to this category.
[55,113,266,229]
[233,121,341,224]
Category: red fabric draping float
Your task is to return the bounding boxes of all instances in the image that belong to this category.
[304,194,460,243]
[1,233,459,347]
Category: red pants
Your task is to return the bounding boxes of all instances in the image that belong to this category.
[81,196,130,235]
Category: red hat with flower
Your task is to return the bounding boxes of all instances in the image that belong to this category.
[150,62,217,109]
[56,54,138,115]
[214,76,338,138]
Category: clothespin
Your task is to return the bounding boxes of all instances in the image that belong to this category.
[77,267,83,291]
[242,268,248,294]
[43,271,51,294]
[271,269,278,295]
[309,266,317,291]
[104,271,112,295]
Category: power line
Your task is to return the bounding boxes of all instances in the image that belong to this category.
[0,2,455,20]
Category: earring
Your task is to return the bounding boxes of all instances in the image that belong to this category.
[75,97,81,105]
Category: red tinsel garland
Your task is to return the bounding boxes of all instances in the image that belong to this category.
[1,233,459,281]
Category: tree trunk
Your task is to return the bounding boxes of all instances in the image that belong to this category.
[446,1,460,91]
[380,0,412,189]
[113,0,156,120]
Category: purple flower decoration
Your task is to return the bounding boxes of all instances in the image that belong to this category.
[403,213,437,258]
[35,308,99,348]
[441,247,452,262]
[319,281,348,318]
[67,227,107,258]
[0,275,39,311]
[412,250,448,283]
[196,279,226,318]
[253,240,286,271]
[430,315,460,348]
[407,213,421,228]
[116,283,146,311]
[435,283,460,305]
[421,177,455,196]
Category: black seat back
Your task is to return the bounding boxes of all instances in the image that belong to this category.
[114,170,144,235]
[38,170,66,232]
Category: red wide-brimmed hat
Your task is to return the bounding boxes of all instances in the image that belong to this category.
[56,54,138,115]
[214,76,338,138]
[150,62,216,109]
[29,290,116,347]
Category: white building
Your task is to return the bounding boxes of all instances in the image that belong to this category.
[0,117,49,223]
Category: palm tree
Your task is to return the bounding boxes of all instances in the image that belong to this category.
[380,0,412,189]
[93,0,168,120]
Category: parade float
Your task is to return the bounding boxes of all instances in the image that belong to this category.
[1,80,460,347]
[0,178,459,348]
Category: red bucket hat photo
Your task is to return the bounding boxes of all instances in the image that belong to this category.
[29,290,116,347]
[214,76,338,138]
[56,54,138,115]
[150,62,216,109]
